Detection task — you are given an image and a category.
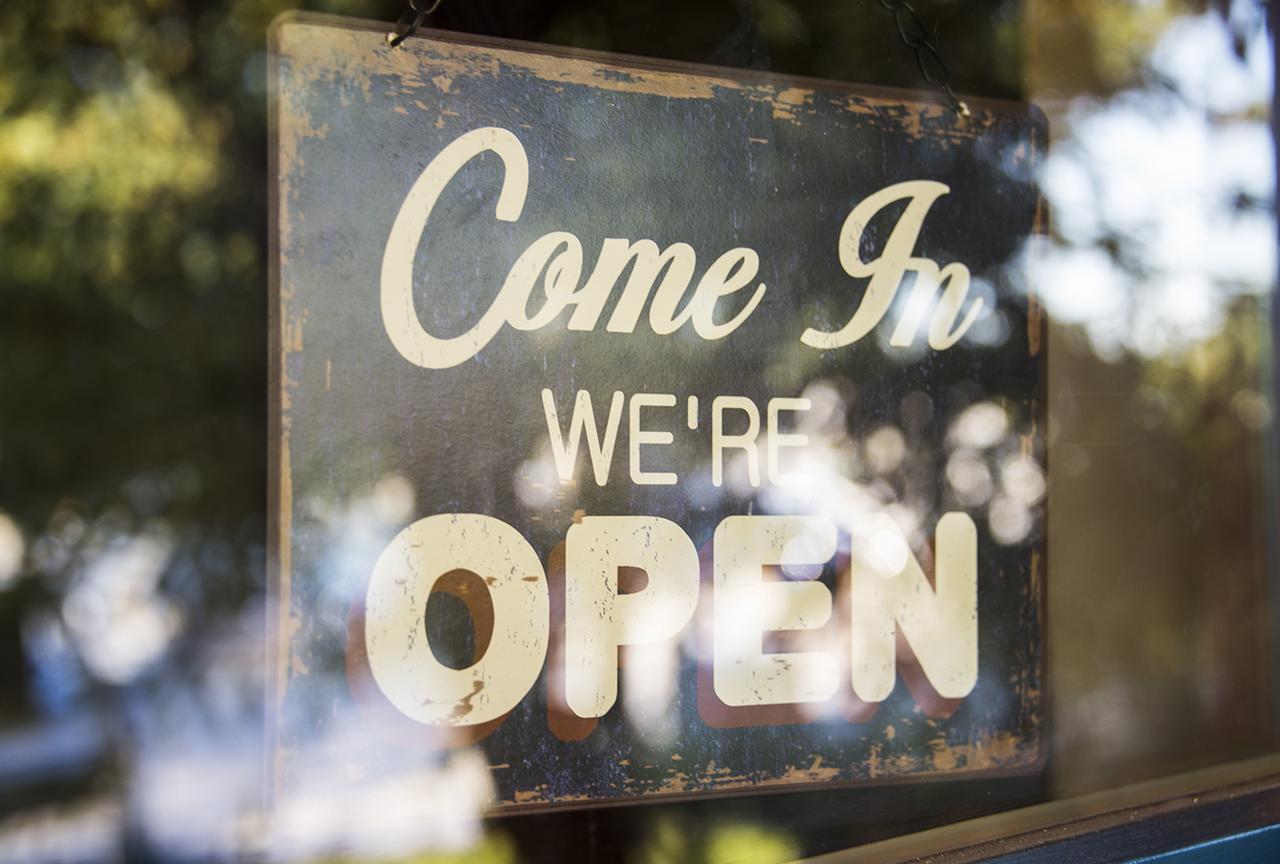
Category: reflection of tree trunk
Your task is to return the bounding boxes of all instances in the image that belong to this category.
[1049,325,1198,796]
[1199,329,1272,757]
[1049,303,1275,798]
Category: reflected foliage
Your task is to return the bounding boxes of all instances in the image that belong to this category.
[1028,0,1278,797]
[0,0,1274,861]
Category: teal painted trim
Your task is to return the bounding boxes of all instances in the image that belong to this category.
[1130,824,1280,863]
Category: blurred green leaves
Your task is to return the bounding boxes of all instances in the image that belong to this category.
[0,1,397,727]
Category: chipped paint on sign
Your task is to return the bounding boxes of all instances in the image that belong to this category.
[269,13,1047,809]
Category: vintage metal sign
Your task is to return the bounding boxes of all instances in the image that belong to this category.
[270,13,1046,809]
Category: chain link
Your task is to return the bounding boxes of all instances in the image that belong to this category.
[387,0,443,48]
[876,0,970,117]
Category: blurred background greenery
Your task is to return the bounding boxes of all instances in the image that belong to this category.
[0,0,1275,862]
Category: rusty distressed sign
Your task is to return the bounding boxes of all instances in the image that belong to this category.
[269,13,1047,810]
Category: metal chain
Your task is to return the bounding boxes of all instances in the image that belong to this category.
[387,0,443,48]
[875,0,971,117]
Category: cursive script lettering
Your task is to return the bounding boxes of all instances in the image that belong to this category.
[381,127,766,369]
[381,129,979,369]
[801,180,982,351]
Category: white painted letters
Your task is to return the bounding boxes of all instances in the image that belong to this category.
[364,514,549,726]
[713,515,840,706]
[564,516,700,718]
[849,512,979,701]
[801,180,982,351]
[382,130,979,369]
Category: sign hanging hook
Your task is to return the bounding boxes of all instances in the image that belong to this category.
[876,0,971,117]
[387,0,443,48]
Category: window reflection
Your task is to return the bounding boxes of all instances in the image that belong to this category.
[0,0,1274,861]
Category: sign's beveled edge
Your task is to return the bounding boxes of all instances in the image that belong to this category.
[267,10,1049,134]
